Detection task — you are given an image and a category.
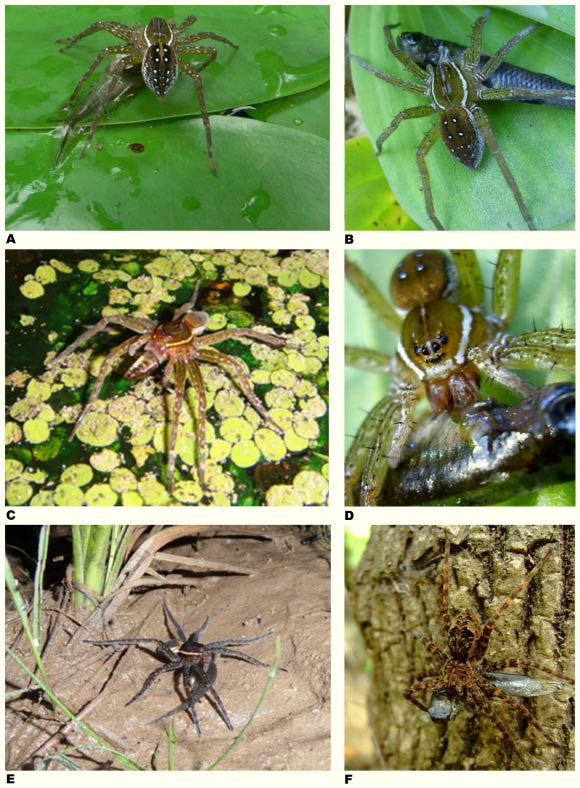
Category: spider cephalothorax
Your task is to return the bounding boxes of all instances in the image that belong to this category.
[56,15,237,172]
[86,599,278,735]
[345,250,575,505]
[48,285,288,492]
[404,537,574,769]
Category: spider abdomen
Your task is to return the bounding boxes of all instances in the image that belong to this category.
[142,17,179,96]
[439,107,484,169]
[448,611,481,661]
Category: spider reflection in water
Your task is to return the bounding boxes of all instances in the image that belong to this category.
[48,284,289,492]
[85,599,279,734]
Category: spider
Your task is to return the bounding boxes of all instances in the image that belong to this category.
[345,251,575,505]
[350,10,575,229]
[85,599,277,735]
[47,284,288,492]
[55,15,237,173]
[405,536,575,769]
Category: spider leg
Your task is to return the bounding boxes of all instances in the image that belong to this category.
[382,24,430,82]
[207,648,271,670]
[404,675,444,714]
[483,658,574,686]
[185,359,207,487]
[462,684,528,768]
[196,346,281,432]
[179,51,218,175]
[495,328,575,374]
[166,359,186,492]
[350,55,426,96]
[491,249,521,325]
[177,32,238,50]
[174,16,198,36]
[126,663,181,707]
[345,259,402,334]
[48,316,154,364]
[472,548,553,661]
[162,598,187,642]
[416,122,444,230]
[65,334,151,438]
[172,282,201,318]
[476,675,562,747]
[442,539,451,631]
[351,379,422,506]
[417,634,448,664]
[57,20,135,50]
[472,106,534,230]
[205,684,234,731]
[198,327,288,349]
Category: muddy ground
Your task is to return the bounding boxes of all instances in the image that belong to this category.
[5,525,330,770]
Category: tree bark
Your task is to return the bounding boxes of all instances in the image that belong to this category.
[351,525,575,770]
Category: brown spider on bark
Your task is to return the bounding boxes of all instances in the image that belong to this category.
[56,16,237,173]
[85,599,278,735]
[47,285,288,492]
[405,537,574,769]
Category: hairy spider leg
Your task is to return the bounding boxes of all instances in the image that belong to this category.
[185,360,207,488]
[442,538,451,631]
[178,47,220,175]
[67,333,151,439]
[161,597,211,644]
[196,344,283,431]
[465,682,528,768]
[476,674,561,747]
[472,548,553,661]
[404,675,446,714]
[49,315,156,363]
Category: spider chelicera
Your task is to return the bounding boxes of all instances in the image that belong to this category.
[56,15,237,173]
[47,285,288,492]
[350,10,575,229]
[85,599,278,735]
[405,536,574,769]
[345,251,575,505]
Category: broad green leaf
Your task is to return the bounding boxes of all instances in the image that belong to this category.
[6,4,329,230]
[246,83,329,139]
[345,137,420,230]
[349,5,574,230]
[7,116,329,230]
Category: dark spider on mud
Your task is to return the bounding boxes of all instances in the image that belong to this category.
[405,537,574,768]
[85,599,280,735]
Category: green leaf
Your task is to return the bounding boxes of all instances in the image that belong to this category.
[349,5,574,230]
[345,137,420,230]
[6,4,329,230]
[246,83,329,139]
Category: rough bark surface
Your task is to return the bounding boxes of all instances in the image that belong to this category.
[351,525,575,770]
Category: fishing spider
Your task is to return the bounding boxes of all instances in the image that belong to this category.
[47,285,288,492]
[86,599,276,734]
[405,537,574,768]
[345,251,575,505]
[56,16,237,173]
[351,10,575,229]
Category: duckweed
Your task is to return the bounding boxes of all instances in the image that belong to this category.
[75,412,118,447]
[85,484,119,506]
[61,463,93,486]
[54,483,85,506]
[6,480,34,505]
[23,418,50,444]
[20,280,45,299]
